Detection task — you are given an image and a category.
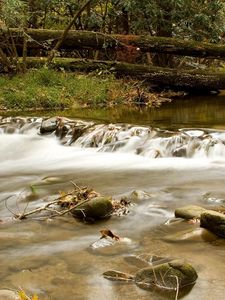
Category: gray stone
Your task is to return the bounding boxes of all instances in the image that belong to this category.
[40,117,58,134]
[175,205,207,219]
[200,210,225,238]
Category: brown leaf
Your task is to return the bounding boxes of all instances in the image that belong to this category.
[100,229,120,241]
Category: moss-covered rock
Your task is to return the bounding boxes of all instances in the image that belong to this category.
[175,205,207,219]
[200,210,225,238]
[71,196,113,220]
[134,260,198,290]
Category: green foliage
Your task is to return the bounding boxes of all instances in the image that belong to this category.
[1,0,27,27]
[0,68,130,110]
[124,0,225,42]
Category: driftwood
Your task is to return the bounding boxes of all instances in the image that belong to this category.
[2,28,225,59]
[25,57,225,91]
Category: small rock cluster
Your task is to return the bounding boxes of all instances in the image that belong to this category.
[175,204,225,238]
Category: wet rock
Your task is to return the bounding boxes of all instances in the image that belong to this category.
[40,117,58,134]
[200,210,225,238]
[173,146,187,157]
[55,124,70,139]
[122,190,151,202]
[0,290,19,300]
[164,227,217,243]
[71,197,113,221]
[69,125,87,144]
[134,260,198,290]
[90,237,134,256]
[175,205,207,219]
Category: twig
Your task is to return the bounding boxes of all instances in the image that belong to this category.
[174,275,179,300]
[70,180,82,191]
[16,199,60,219]
[47,0,95,64]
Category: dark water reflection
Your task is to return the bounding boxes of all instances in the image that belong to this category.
[3,93,225,129]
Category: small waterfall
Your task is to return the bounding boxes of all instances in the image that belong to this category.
[1,116,225,159]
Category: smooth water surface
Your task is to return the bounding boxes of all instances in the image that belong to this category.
[1,96,225,300]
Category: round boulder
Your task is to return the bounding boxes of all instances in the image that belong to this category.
[71,197,113,221]
[134,260,198,290]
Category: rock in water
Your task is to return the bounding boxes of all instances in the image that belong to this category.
[71,197,113,221]
[175,205,207,219]
[0,289,19,300]
[200,210,225,238]
[134,260,198,290]
[40,117,58,134]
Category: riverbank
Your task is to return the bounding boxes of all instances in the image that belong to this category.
[0,68,172,110]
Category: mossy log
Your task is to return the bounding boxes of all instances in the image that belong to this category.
[26,57,225,91]
[2,28,225,59]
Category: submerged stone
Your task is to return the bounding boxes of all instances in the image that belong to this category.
[164,227,217,243]
[175,205,207,219]
[134,260,198,290]
[200,210,225,238]
[121,190,151,203]
[0,290,19,300]
[71,197,113,220]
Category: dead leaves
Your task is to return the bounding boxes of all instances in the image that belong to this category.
[11,182,131,221]
[18,290,38,300]
[100,229,120,241]
[58,185,100,208]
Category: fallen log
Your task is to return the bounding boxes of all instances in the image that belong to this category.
[2,28,225,59]
[25,57,225,91]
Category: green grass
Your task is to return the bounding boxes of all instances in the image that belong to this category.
[0,68,132,110]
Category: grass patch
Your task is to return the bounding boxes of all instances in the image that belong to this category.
[0,68,133,110]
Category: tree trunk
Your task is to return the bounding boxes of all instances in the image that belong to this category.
[3,28,225,59]
[153,1,173,67]
[25,57,225,92]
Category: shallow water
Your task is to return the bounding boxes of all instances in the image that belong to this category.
[1,98,225,299]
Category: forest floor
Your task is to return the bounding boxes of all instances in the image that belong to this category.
[0,68,172,111]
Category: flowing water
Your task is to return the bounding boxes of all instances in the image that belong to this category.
[1,96,225,300]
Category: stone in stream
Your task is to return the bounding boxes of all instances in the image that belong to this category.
[121,190,151,203]
[134,260,198,290]
[172,145,187,157]
[40,117,59,134]
[200,210,225,238]
[71,197,113,221]
[164,227,217,243]
[103,259,198,295]
[0,290,19,300]
[175,205,207,220]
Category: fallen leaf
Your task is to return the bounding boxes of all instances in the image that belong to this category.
[100,229,120,241]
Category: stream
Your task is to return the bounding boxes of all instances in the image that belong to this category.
[1,95,225,300]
